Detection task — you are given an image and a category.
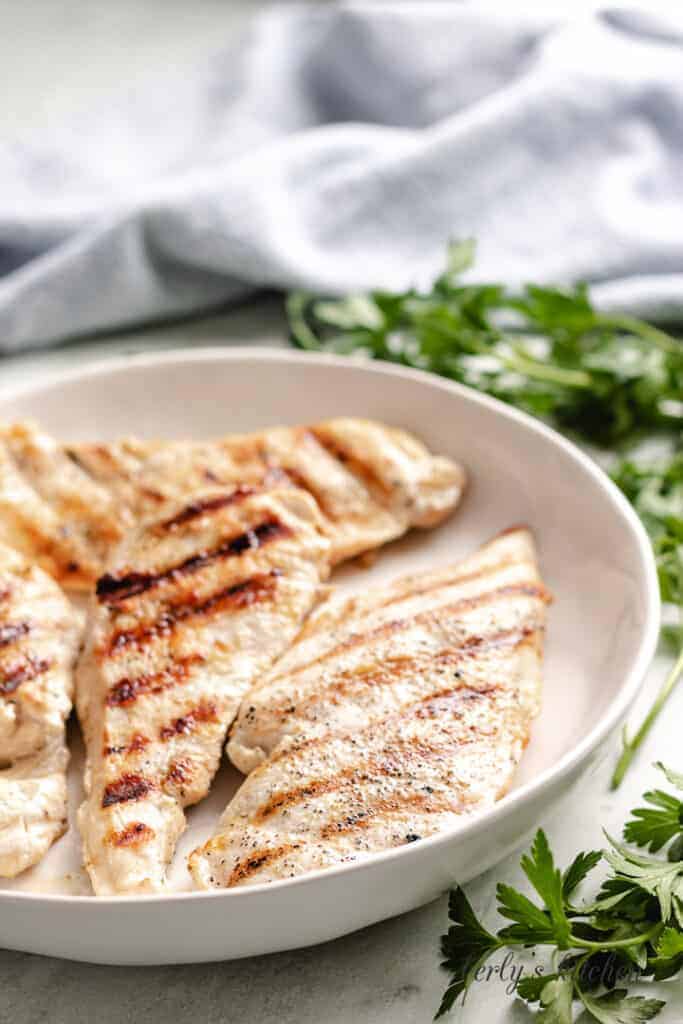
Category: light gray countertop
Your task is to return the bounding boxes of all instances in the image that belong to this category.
[1,3,682,1021]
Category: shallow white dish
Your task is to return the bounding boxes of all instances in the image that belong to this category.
[0,347,659,965]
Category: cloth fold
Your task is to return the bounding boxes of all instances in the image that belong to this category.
[1,3,682,351]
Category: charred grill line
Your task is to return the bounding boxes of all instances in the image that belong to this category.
[318,791,460,840]
[268,582,548,685]
[108,822,155,847]
[107,572,280,654]
[104,733,149,757]
[96,517,291,604]
[227,689,500,882]
[256,686,493,818]
[0,622,30,647]
[227,843,301,887]
[106,654,205,708]
[308,428,395,501]
[0,656,51,696]
[158,487,258,531]
[262,625,538,723]
[102,773,153,808]
[159,702,219,740]
[262,464,336,522]
[297,556,529,646]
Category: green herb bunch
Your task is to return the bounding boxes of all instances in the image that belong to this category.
[437,764,683,1022]
[287,241,683,785]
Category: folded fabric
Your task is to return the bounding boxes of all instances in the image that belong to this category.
[1,3,682,351]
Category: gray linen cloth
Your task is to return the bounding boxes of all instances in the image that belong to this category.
[1,3,682,351]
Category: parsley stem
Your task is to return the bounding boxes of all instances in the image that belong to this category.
[570,922,662,951]
[596,314,682,355]
[611,646,683,790]
[459,328,594,389]
[502,348,592,389]
[285,292,323,350]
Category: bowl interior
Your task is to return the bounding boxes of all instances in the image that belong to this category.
[0,349,654,897]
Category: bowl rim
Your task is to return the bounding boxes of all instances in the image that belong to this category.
[0,346,661,907]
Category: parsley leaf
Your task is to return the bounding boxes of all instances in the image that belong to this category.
[603,832,683,925]
[655,927,683,958]
[496,882,559,944]
[536,975,574,1023]
[520,830,572,948]
[563,849,603,901]
[624,767,683,854]
[578,989,665,1024]
[436,886,501,1016]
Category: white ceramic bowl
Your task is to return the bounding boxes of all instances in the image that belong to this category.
[0,348,659,965]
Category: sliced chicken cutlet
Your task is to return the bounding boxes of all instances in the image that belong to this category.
[0,422,128,590]
[190,528,550,889]
[0,542,81,877]
[66,418,466,565]
[77,484,331,895]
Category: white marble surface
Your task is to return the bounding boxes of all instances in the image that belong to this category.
[1,3,682,1021]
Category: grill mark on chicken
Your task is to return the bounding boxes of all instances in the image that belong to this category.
[106,654,205,707]
[96,517,291,604]
[227,843,301,887]
[265,679,505,771]
[0,621,30,647]
[264,625,538,724]
[263,464,337,522]
[308,428,394,502]
[106,572,280,654]
[296,557,527,647]
[108,822,155,847]
[90,445,120,469]
[105,705,221,768]
[255,687,492,821]
[102,773,153,808]
[222,691,497,883]
[164,758,192,787]
[268,582,549,686]
[159,702,219,740]
[230,793,462,882]
[0,656,51,696]
[318,790,462,840]
[157,487,258,532]
[6,512,83,581]
[104,733,150,756]
[64,448,97,477]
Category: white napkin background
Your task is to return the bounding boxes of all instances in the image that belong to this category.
[1,3,682,351]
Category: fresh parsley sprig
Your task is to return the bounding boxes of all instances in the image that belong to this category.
[287,242,683,786]
[287,239,683,446]
[437,765,683,1021]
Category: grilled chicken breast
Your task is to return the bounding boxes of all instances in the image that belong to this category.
[0,542,81,877]
[0,418,462,590]
[190,528,550,889]
[67,418,466,567]
[76,484,331,895]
